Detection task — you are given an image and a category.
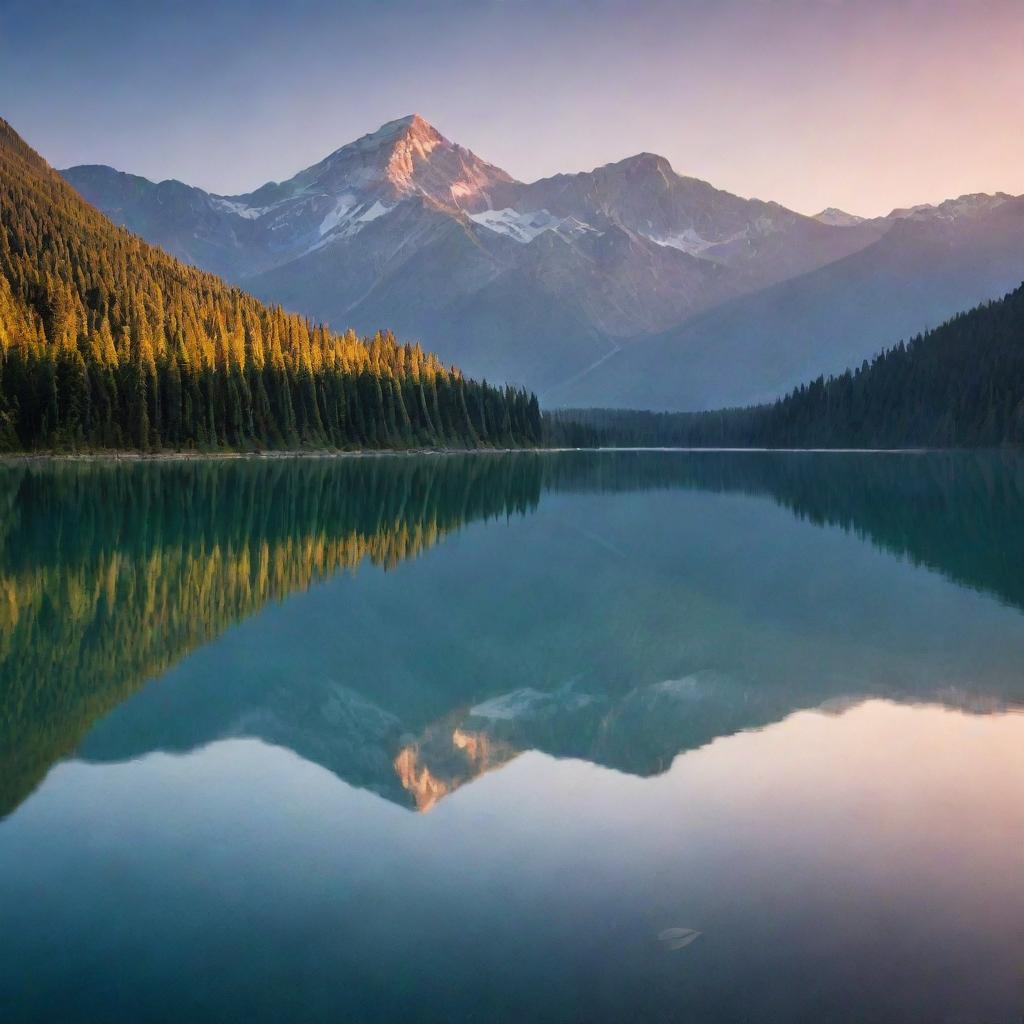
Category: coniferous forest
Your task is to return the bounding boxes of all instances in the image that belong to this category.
[546,283,1024,450]
[0,118,542,452]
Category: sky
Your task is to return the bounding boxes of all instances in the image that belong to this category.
[2,0,1022,217]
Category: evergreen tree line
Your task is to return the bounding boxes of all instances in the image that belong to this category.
[546,282,1024,449]
[0,118,541,451]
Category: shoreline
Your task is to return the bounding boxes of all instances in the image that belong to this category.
[0,445,1002,464]
[0,447,546,464]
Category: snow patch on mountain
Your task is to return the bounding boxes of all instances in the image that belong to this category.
[470,689,551,719]
[300,199,395,257]
[358,200,390,224]
[644,227,720,255]
[644,212,799,256]
[210,197,269,220]
[318,195,358,235]
[469,686,596,721]
[316,197,392,238]
[469,207,568,243]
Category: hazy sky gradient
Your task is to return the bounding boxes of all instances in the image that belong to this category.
[3,0,1022,216]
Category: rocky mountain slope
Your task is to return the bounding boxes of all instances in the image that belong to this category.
[553,194,1024,409]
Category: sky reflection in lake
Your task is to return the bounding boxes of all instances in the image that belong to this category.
[1,451,1023,1022]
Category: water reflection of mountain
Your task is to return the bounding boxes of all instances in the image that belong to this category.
[3,450,1024,817]
[0,456,542,816]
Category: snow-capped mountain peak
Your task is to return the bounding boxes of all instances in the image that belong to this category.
[274,113,513,212]
[135,115,520,261]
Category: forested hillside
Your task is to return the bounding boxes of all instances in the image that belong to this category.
[0,118,541,451]
[548,283,1024,449]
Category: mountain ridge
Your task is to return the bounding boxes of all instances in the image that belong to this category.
[551,198,1024,410]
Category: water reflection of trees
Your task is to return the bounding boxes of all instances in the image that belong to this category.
[542,449,1024,610]
[0,456,542,816]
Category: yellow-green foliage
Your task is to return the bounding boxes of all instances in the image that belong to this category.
[0,118,542,450]
[0,455,543,815]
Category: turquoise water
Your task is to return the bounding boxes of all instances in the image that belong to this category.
[1,451,1023,1022]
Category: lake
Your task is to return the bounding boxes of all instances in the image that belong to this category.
[1,450,1023,1023]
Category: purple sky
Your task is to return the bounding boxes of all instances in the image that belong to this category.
[2,0,1022,215]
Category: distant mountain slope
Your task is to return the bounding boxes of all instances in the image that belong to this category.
[487,152,881,293]
[0,115,540,451]
[738,280,1024,447]
[554,281,1024,448]
[552,196,1024,409]
[53,164,261,280]
[63,114,884,396]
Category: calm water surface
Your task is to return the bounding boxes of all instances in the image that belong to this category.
[1,451,1023,1023]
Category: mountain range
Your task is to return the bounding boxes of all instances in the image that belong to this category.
[63,115,1024,409]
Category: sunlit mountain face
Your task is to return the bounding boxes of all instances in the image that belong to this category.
[4,450,1024,820]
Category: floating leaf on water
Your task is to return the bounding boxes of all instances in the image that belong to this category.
[658,927,702,951]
